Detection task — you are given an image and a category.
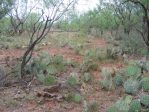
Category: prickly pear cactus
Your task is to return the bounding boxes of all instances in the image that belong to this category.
[107,95,132,112]
[124,79,140,95]
[113,74,123,86]
[100,79,114,90]
[125,65,141,78]
[145,61,149,72]
[140,93,149,107]
[107,105,119,112]
[128,100,141,112]
[140,77,149,92]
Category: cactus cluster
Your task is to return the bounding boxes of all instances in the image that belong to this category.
[107,96,142,112]
[25,52,69,85]
[106,61,149,112]
[107,96,132,112]
[124,79,140,95]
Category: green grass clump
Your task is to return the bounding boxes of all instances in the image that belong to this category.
[80,58,98,72]
[84,101,99,112]
[64,93,82,103]
[37,74,57,85]
[66,73,79,86]
[73,93,82,103]
[82,73,92,83]
[44,75,57,85]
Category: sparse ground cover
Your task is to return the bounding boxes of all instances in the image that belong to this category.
[0,32,149,112]
[1,0,149,112]
[0,32,127,112]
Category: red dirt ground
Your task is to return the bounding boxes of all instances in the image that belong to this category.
[0,38,124,112]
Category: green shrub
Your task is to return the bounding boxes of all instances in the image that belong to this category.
[85,48,103,61]
[64,93,82,103]
[124,79,139,95]
[84,101,99,112]
[80,58,98,72]
[37,74,57,85]
[107,47,122,59]
[66,73,79,86]
[44,75,57,85]
[73,93,82,103]
[82,73,92,83]
[119,33,146,55]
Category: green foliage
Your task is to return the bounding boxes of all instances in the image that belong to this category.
[113,74,123,86]
[66,73,79,86]
[100,79,114,91]
[140,77,149,92]
[32,52,66,75]
[125,65,141,78]
[119,33,146,55]
[80,58,98,73]
[0,0,14,19]
[107,95,132,112]
[27,52,68,85]
[107,105,119,112]
[107,47,122,59]
[101,68,112,79]
[24,13,40,31]
[64,93,82,103]
[44,75,56,85]
[128,100,141,112]
[85,48,103,61]
[124,79,140,95]
[0,17,11,33]
[82,73,92,83]
[73,93,82,103]
[100,68,114,90]
[37,74,56,85]
[83,101,99,112]
[140,93,149,107]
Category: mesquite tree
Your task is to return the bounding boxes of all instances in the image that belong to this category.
[0,0,14,19]
[123,0,149,52]
[21,0,77,78]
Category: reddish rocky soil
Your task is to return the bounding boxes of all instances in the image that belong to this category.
[0,37,124,112]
